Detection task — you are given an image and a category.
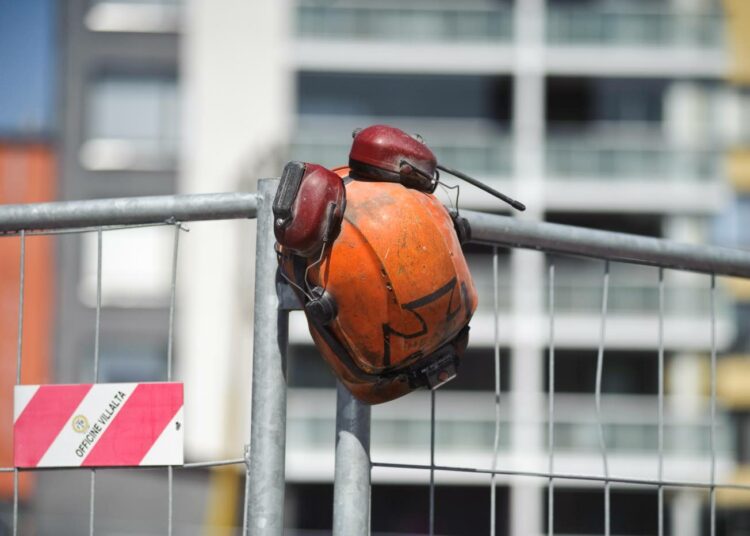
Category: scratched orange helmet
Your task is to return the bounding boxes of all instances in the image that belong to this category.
[274,125,522,404]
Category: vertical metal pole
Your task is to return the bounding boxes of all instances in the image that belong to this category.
[429,390,436,536]
[595,261,611,536]
[242,444,252,533]
[13,230,25,536]
[709,274,717,536]
[246,179,288,536]
[90,227,103,536]
[657,268,665,536]
[332,382,371,536]
[547,261,555,536]
[166,223,181,536]
[490,247,501,536]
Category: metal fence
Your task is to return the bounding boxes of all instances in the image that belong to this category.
[2,178,750,535]
[0,190,260,535]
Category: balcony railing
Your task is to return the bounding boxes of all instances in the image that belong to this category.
[85,0,182,33]
[547,5,724,47]
[295,119,721,183]
[296,2,723,48]
[291,139,512,177]
[473,282,731,317]
[551,283,730,316]
[547,125,721,182]
[292,116,511,176]
[296,2,513,42]
[287,391,733,456]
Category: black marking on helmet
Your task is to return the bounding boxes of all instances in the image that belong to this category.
[445,279,462,322]
[460,281,472,321]
[381,277,459,367]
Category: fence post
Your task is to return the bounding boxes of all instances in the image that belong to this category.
[333,381,372,535]
[246,178,288,535]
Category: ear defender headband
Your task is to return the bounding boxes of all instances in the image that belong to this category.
[273,161,346,258]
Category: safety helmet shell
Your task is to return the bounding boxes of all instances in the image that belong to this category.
[281,168,477,404]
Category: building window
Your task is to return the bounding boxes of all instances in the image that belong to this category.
[76,337,167,383]
[550,488,658,535]
[85,0,182,34]
[97,340,167,383]
[545,349,658,395]
[78,226,174,308]
[80,75,179,171]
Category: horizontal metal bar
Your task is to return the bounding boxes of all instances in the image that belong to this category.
[371,462,750,492]
[465,210,750,278]
[1,458,245,472]
[181,458,245,469]
[0,192,258,233]
[4,194,746,278]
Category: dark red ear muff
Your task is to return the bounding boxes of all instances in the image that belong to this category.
[273,161,346,258]
[349,124,438,193]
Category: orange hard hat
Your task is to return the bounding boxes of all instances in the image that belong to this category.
[274,156,478,404]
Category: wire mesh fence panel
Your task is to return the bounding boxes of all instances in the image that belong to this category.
[0,192,262,536]
[3,189,750,536]
[360,211,750,536]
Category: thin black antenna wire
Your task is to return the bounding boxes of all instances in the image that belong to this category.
[436,164,526,211]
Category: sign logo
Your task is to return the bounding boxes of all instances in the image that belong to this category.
[71,414,89,434]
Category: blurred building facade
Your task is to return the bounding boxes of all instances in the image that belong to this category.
[714,0,750,533]
[25,0,750,534]
[0,1,58,532]
[286,0,739,534]
[0,142,56,518]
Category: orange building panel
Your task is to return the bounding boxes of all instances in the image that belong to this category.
[724,0,750,85]
[0,142,56,501]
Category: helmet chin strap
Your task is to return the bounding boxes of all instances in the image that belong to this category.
[436,164,526,212]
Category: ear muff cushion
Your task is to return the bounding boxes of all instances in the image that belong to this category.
[273,161,346,257]
[305,286,338,325]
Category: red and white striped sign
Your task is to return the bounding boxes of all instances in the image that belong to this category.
[13,382,184,468]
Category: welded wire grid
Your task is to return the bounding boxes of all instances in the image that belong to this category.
[370,248,744,536]
[2,196,749,536]
[4,222,251,536]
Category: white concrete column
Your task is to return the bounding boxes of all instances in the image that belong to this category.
[668,350,708,509]
[668,353,705,418]
[664,214,706,245]
[663,216,707,315]
[179,0,293,459]
[663,81,707,180]
[510,0,546,534]
[511,482,543,536]
[670,490,702,536]
[664,82,705,147]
